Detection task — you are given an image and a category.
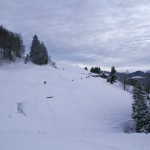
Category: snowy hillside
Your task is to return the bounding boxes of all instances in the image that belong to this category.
[0,63,149,150]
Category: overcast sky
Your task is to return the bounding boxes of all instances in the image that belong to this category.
[0,0,150,71]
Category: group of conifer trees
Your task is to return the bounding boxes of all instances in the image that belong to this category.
[0,25,49,65]
[0,25,25,60]
[29,35,48,65]
[90,67,101,74]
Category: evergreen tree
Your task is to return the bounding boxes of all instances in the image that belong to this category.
[30,35,40,64]
[144,73,150,99]
[40,42,48,65]
[90,67,94,73]
[14,33,25,58]
[141,112,150,133]
[84,67,88,71]
[132,82,150,132]
[30,35,49,65]
[108,66,117,84]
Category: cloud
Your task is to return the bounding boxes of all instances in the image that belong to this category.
[0,0,150,71]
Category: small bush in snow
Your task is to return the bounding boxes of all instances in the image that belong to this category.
[17,102,25,116]
[123,120,135,133]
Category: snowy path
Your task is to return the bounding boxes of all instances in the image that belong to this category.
[0,63,149,150]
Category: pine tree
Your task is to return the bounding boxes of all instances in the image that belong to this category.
[30,35,49,65]
[30,35,40,64]
[108,66,117,84]
[132,82,150,132]
[40,42,48,65]
[141,112,150,133]
[14,33,25,58]
[90,67,94,73]
[84,67,88,71]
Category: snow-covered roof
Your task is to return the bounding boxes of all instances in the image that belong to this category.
[132,76,143,79]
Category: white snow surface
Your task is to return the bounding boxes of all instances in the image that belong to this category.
[0,62,149,150]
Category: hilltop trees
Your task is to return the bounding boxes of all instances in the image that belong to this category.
[90,67,101,74]
[0,25,25,61]
[30,35,48,65]
[132,82,150,133]
[0,25,49,65]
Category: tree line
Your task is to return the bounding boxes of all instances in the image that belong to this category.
[0,25,49,65]
[0,25,25,60]
[90,67,101,74]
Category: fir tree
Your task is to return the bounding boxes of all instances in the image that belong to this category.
[40,42,48,65]
[30,35,41,64]
[84,67,88,71]
[132,82,150,132]
[108,66,117,84]
[30,35,49,65]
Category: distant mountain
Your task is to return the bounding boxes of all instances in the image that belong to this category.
[98,70,150,80]
[128,71,145,78]
[116,71,150,79]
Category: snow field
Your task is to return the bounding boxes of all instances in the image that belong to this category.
[0,62,149,150]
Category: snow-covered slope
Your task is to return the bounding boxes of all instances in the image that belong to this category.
[0,63,149,150]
